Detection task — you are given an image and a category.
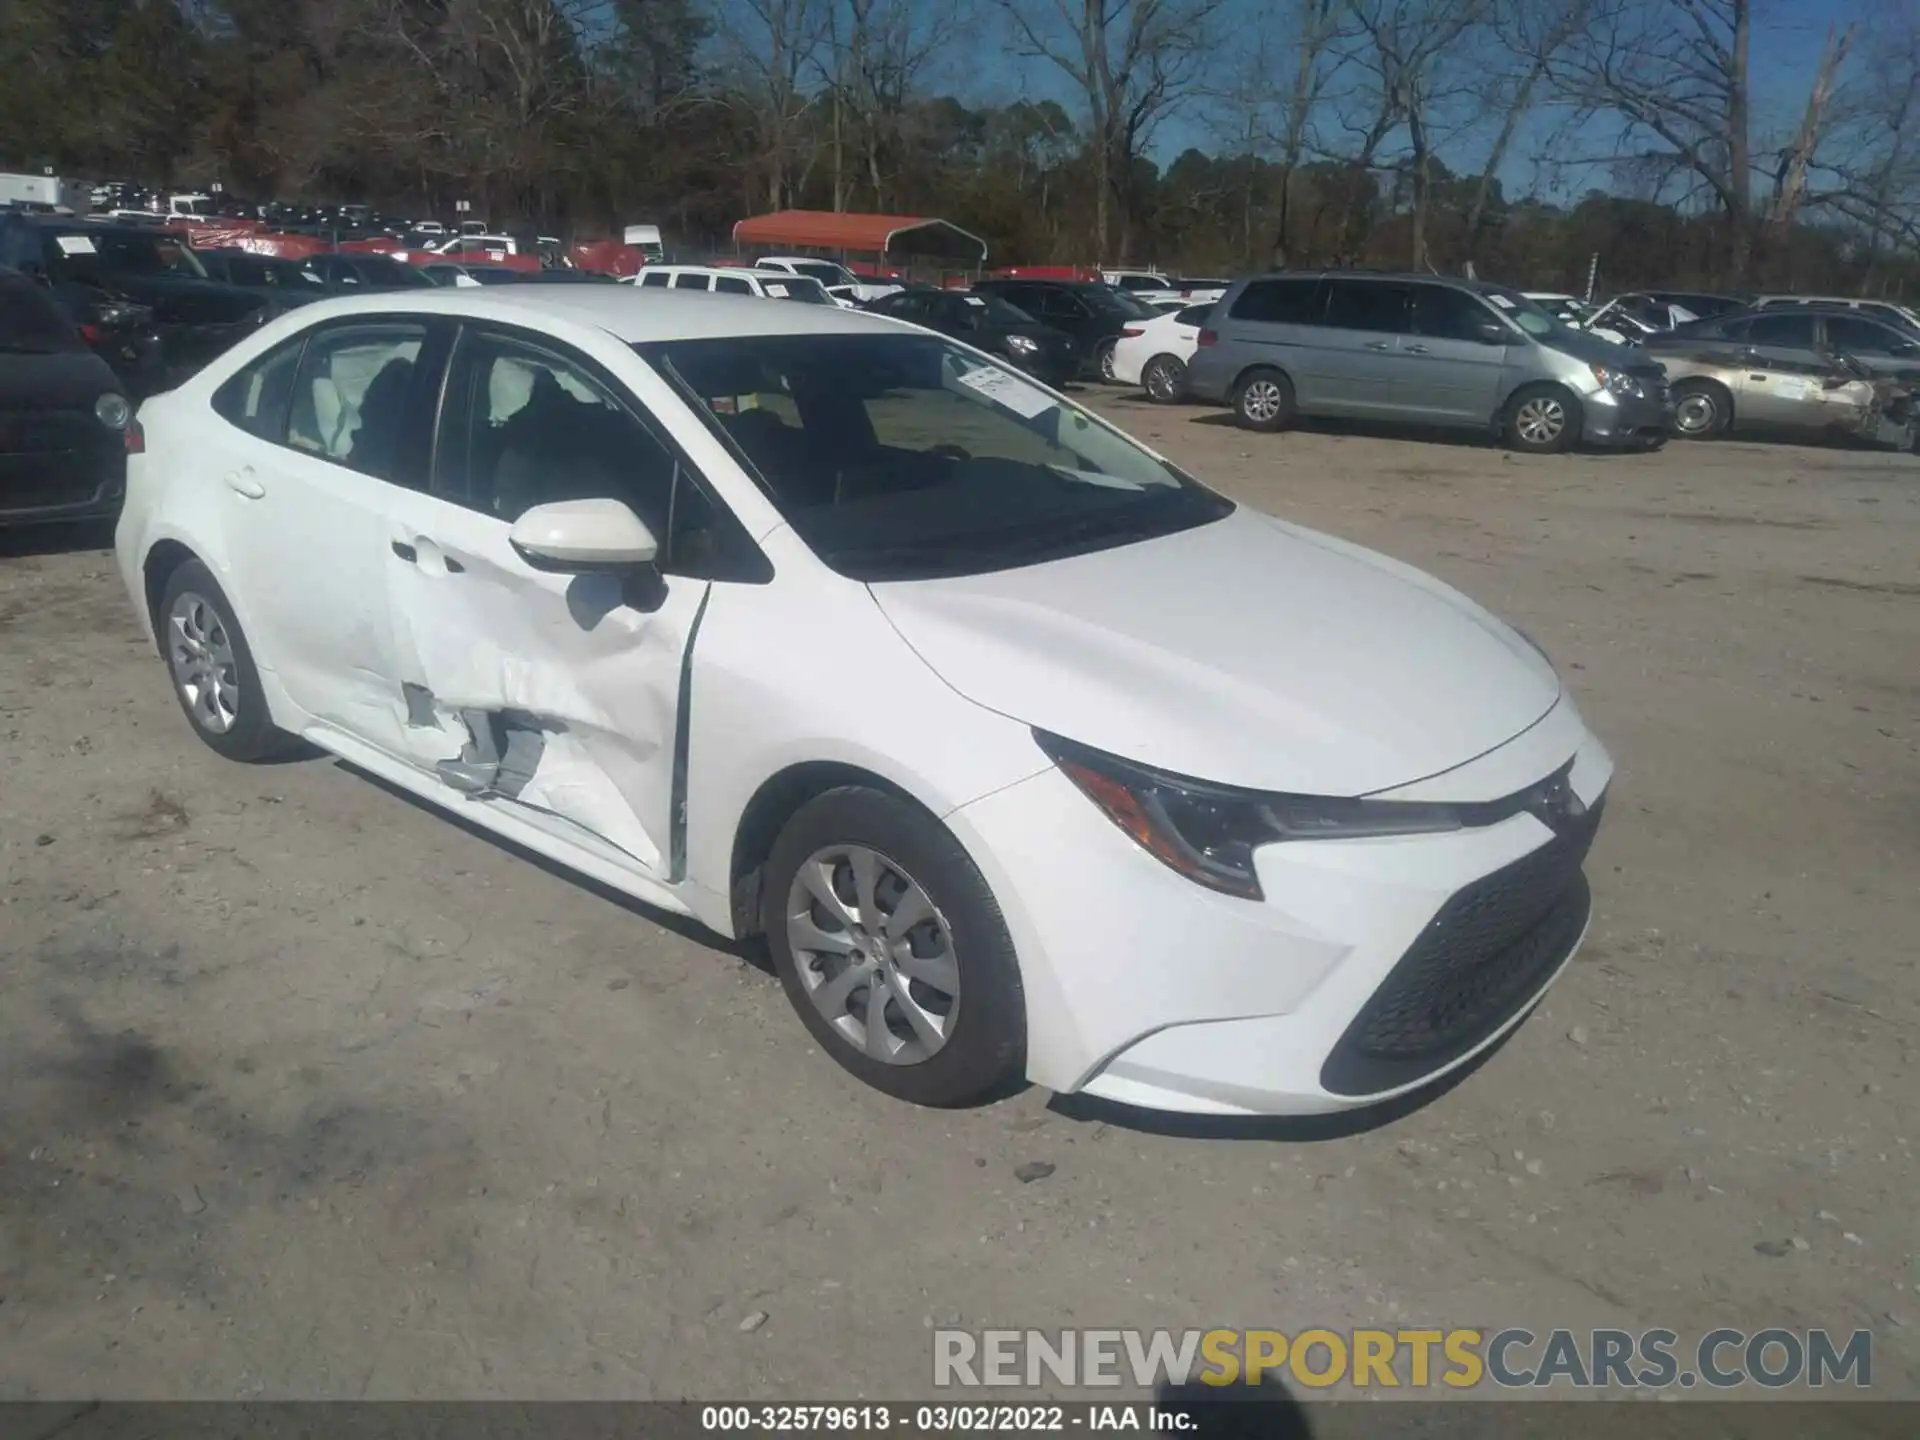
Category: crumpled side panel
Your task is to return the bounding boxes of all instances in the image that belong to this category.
[388,553,701,872]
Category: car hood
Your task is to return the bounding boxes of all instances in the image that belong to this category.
[869,508,1562,796]
[1540,324,1646,367]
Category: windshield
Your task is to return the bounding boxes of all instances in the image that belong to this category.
[0,276,85,353]
[355,257,434,288]
[757,276,831,305]
[47,230,209,281]
[789,260,856,287]
[1104,288,1159,319]
[1481,286,1563,338]
[638,332,1231,581]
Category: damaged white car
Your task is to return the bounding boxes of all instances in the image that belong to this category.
[117,288,1611,1116]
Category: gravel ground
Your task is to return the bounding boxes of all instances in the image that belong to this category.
[1,396,1915,1411]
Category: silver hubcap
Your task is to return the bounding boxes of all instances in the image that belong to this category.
[1243,380,1283,421]
[1146,358,1182,399]
[786,845,958,1066]
[1099,345,1116,381]
[167,592,241,734]
[1516,396,1566,444]
[1675,392,1717,433]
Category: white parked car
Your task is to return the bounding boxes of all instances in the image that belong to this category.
[753,256,900,307]
[626,265,834,306]
[1111,302,1214,402]
[115,288,1612,1117]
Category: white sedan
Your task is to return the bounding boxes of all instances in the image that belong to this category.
[1111,302,1214,402]
[115,288,1612,1116]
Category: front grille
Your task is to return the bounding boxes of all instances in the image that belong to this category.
[1320,795,1604,1097]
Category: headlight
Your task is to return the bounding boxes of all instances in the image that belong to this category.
[1035,730,1462,901]
[1006,334,1040,354]
[1589,364,1645,398]
[94,393,132,430]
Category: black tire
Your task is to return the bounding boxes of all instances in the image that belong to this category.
[1094,339,1118,383]
[1142,353,1187,404]
[1233,367,1296,432]
[156,560,294,762]
[763,786,1026,1107]
[1503,383,1581,454]
[1669,378,1732,440]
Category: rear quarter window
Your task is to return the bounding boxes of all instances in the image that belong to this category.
[1229,279,1322,325]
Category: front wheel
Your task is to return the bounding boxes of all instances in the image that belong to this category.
[1142,354,1187,404]
[764,787,1026,1107]
[1504,384,1580,454]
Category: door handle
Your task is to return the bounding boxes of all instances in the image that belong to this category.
[224,466,265,499]
[391,540,418,563]
[1364,340,1392,351]
[1404,343,1430,354]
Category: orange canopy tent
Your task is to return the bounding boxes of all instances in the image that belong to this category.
[731,210,988,264]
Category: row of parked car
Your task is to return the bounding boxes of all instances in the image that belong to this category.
[999,272,1920,455]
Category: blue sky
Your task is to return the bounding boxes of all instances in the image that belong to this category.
[936,0,1876,204]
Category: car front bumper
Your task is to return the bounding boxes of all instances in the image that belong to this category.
[948,699,1613,1116]
[1580,387,1672,446]
[0,451,126,526]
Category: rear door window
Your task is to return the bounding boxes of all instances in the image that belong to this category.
[714,275,753,295]
[284,323,429,484]
[1745,314,1817,349]
[672,272,711,291]
[1323,280,1411,334]
[1228,278,1323,325]
[212,337,306,439]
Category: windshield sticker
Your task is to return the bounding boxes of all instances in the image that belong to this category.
[1487,293,1515,309]
[56,234,98,255]
[763,281,788,297]
[964,296,986,307]
[957,363,1056,419]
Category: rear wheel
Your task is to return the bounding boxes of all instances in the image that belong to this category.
[157,560,294,762]
[1094,339,1119,383]
[1142,354,1187,404]
[1669,379,1732,440]
[1233,368,1295,432]
[1504,384,1580,454]
[763,787,1026,1107]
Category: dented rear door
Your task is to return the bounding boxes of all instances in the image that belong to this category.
[375,324,713,876]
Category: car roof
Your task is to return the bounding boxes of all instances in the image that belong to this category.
[271,286,904,341]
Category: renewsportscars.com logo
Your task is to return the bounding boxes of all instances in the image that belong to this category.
[932,1327,1874,1392]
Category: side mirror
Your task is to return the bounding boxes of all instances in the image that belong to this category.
[1475,319,1510,345]
[509,498,658,573]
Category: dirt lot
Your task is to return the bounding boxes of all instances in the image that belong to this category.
[1,399,1916,1408]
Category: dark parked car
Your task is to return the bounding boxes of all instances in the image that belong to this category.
[864,288,1078,385]
[0,215,268,395]
[197,249,329,314]
[0,267,132,525]
[418,262,529,288]
[1641,306,1920,439]
[968,279,1142,380]
[303,253,436,294]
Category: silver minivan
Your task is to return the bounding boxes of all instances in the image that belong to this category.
[1183,271,1673,453]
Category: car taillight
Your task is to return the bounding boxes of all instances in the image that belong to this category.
[124,417,145,454]
[1121,326,1144,337]
[1197,328,1218,347]
[78,322,105,344]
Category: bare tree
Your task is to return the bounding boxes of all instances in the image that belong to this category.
[1550,0,1756,281]
[1766,22,1855,244]
[993,0,1228,262]
[1813,6,1920,281]
[1266,0,1349,265]
[713,0,828,210]
[1345,0,1491,270]
[1464,0,1598,264]
[819,0,959,210]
